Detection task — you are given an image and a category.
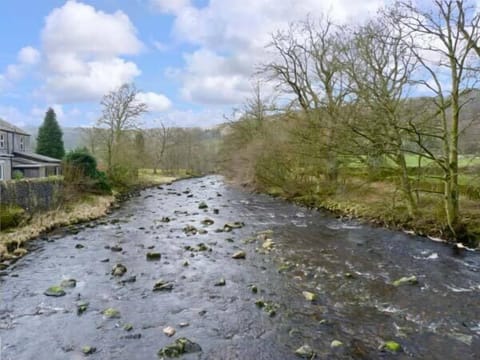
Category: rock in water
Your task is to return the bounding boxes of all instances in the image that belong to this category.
[331,340,343,348]
[157,337,202,358]
[102,308,121,318]
[381,341,401,352]
[163,326,176,337]
[262,239,274,250]
[392,275,418,286]
[76,301,89,315]
[295,344,315,358]
[214,278,226,286]
[44,286,66,297]
[110,245,123,252]
[146,252,161,261]
[82,346,96,355]
[232,251,246,259]
[111,264,127,277]
[153,280,174,291]
[201,218,214,226]
[302,291,316,302]
[60,278,77,288]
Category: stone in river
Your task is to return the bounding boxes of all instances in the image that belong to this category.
[163,326,176,337]
[44,286,66,297]
[60,279,77,288]
[392,275,418,286]
[111,264,127,277]
[302,291,316,302]
[295,344,315,358]
[214,278,226,286]
[232,251,246,259]
[146,252,161,261]
[380,341,401,352]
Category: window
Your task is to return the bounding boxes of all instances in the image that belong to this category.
[19,136,24,151]
[0,133,4,149]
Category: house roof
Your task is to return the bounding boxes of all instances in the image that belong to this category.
[13,152,61,163]
[0,118,30,135]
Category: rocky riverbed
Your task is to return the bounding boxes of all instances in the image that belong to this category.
[0,175,479,359]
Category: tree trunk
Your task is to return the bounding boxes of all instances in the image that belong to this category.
[397,153,416,217]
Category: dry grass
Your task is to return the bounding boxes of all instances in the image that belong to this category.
[0,172,182,261]
[0,195,114,258]
[137,169,177,186]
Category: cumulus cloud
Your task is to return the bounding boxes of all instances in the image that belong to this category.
[18,46,41,65]
[166,0,386,105]
[0,46,40,89]
[137,91,172,112]
[40,0,144,103]
[179,49,252,104]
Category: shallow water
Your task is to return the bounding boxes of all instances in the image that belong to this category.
[0,175,479,359]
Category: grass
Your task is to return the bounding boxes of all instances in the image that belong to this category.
[0,169,183,261]
[137,169,178,186]
[0,194,115,258]
[265,162,480,246]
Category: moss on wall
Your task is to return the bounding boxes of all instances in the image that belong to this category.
[0,205,25,230]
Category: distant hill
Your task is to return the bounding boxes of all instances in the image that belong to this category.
[26,126,87,151]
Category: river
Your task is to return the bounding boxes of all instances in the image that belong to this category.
[0,175,479,359]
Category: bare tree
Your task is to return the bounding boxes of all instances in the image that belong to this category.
[81,127,102,156]
[262,16,350,181]
[147,121,171,174]
[343,16,419,216]
[393,0,480,234]
[97,83,148,171]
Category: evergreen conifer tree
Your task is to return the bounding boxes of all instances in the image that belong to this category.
[36,108,65,159]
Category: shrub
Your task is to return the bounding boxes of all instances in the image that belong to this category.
[12,170,24,180]
[107,164,138,190]
[63,148,111,195]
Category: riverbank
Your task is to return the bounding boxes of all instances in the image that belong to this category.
[0,173,179,262]
[260,179,480,249]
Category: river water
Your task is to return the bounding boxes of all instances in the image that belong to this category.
[0,176,479,359]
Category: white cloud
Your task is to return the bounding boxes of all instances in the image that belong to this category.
[0,46,40,88]
[137,91,172,112]
[43,58,141,102]
[18,46,41,65]
[40,0,144,103]
[179,50,252,104]
[151,0,191,14]
[0,105,35,128]
[153,40,169,52]
[165,0,386,105]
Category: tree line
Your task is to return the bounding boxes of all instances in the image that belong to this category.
[82,84,220,187]
[222,0,480,243]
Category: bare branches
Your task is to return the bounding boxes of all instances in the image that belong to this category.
[98,83,148,134]
[96,83,148,170]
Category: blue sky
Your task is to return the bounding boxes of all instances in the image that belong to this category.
[0,0,386,129]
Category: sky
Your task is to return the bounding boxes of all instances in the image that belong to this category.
[0,0,387,129]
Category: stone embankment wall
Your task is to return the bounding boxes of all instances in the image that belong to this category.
[0,177,63,213]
